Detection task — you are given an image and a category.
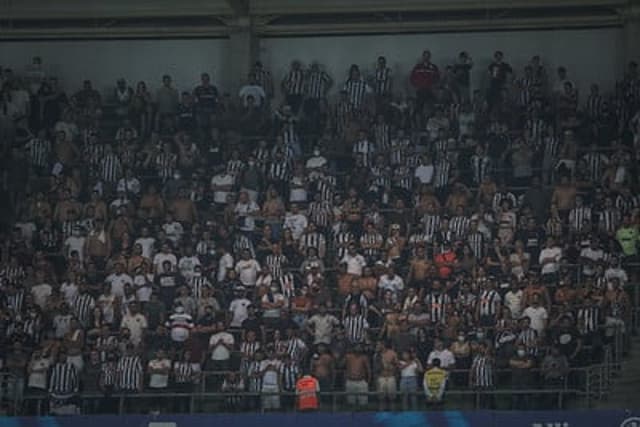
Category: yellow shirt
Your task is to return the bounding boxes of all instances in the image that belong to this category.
[423,367,447,400]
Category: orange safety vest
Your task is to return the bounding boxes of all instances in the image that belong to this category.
[296,375,319,411]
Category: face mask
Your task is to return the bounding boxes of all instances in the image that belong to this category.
[248,161,255,166]
[458,335,466,342]
[313,150,320,156]
[476,332,485,340]
[517,349,526,357]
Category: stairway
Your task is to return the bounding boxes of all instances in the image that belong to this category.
[596,336,640,409]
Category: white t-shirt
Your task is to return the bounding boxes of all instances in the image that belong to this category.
[28,357,51,389]
[306,156,327,170]
[378,274,405,294]
[522,306,549,334]
[239,84,266,107]
[400,360,420,378]
[427,349,456,369]
[210,332,235,360]
[341,254,367,276]
[106,273,133,298]
[133,274,154,302]
[98,294,115,323]
[148,358,171,388]
[178,255,201,281]
[229,298,252,327]
[217,252,234,283]
[60,281,79,306]
[117,177,141,195]
[235,259,261,287]
[53,314,73,338]
[135,237,156,259]
[306,314,340,345]
[153,253,178,273]
[260,359,282,388]
[414,164,434,184]
[605,267,628,284]
[64,236,86,261]
[504,289,524,318]
[580,247,604,276]
[539,247,562,274]
[121,313,148,345]
[235,201,260,232]
[211,173,235,204]
[163,222,184,243]
[31,283,52,308]
[283,213,308,240]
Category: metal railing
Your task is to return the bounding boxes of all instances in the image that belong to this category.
[20,388,582,415]
[0,373,21,415]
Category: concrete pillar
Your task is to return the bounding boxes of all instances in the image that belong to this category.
[225,16,259,97]
[622,0,640,68]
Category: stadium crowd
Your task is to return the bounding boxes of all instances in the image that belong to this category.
[0,49,639,414]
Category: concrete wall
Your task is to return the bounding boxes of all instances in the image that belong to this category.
[0,28,622,102]
[0,38,230,97]
[260,28,623,100]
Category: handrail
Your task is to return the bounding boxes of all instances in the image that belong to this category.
[19,388,583,414]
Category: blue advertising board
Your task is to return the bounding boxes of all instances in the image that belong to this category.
[0,411,639,427]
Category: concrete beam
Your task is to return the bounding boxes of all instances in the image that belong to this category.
[224,17,259,95]
[249,0,626,15]
[3,0,233,20]
[621,0,640,66]
[258,14,622,36]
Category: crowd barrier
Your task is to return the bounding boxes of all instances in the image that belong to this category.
[1,410,640,427]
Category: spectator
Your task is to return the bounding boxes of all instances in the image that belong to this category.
[423,358,447,405]
[410,50,440,111]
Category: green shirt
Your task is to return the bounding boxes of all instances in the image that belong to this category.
[616,226,639,256]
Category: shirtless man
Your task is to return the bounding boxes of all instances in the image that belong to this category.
[311,344,335,393]
[170,188,198,224]
[337,263,356,297]
[551,175,577,218]
[84,218,111,268]
[356,267,378,301]
[376,340,398,408]
[445,184,471,215]
[139,185,165,221]
[344,344,371,407]
[407,245,432,289]
[54,189,83,224]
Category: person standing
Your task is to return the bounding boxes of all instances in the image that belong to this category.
[296,370,320,411]
[469,343,495,409]
[376,341,399,410]
[343,65,372,113]
[193,72,218,137]
[372,56,392,109]
[282,60,306,114]
[487,51,512,112]
[423,358,448,406]
[48,351,79,414]
[410,50,440,112]
[344,344,371,408]
[509,345,534,410]
[304,62,332,120]
[398,350,422,409]
[155,74,179,131]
